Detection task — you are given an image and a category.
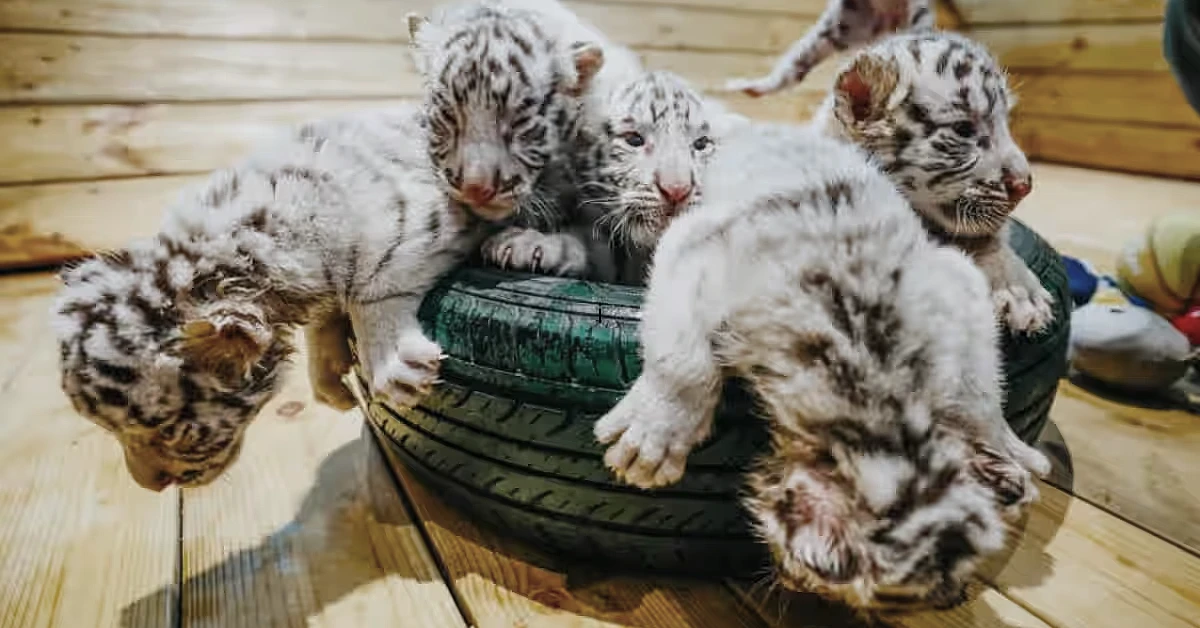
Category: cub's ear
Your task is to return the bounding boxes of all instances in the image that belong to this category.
[833,52,901,124]
[179,307,272,385]
[563,41,605,96]
[405,12,430,42]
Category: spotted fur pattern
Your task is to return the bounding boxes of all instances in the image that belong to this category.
[577,71,748,283]
[813,31,1054,333]
[52,105,504,492]
[408,0,644,278]
[594,123,1049,610]
[724,0,932,97]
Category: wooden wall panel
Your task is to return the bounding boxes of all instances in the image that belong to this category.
[973,18,1200,180]
[0,0,817,52]
[956,0,1167,25]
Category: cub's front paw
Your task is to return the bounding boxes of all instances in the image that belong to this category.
[970,445,1042,520]
[594,394,709,489]
[371,334,444,409]
[481,227,588,276]
[992,282,1054,334]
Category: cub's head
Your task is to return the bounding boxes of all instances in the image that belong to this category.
[52,246,290,492]
[408,3,603,221]
[745,422,1032,612]
[590,71,748,251]
[821,31,1032,237]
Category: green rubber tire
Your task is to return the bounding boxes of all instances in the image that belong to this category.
[362,218,1070,577]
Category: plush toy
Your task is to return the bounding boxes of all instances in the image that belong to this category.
[1063,212,1199,397]
[1063,255,1099,307]
[1070,300,1195,393]
[1173,306,1200,345]
[1115,212,1200,317]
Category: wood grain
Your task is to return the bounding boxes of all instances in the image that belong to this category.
[178,353,464,627]
[1012,116,1200,181]
[0,34,424,103]
[0,89,821,185]
[1012,163,1200,272]
[955,0,1167,24]
[1039,383,1200,557]
[0,33,831,105]
[1011,72,1200,129]
[0,0,828,39]
[984,481,1200,628]
[0,175,200,268]
[0,100,408,184]
[368,421,766,628]
[0,0,817,52]
[973,22,1170,72]
[731,579,1052,628]
[0,273,180,628]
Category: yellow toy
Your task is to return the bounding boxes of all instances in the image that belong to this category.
[1116,212,1200,317]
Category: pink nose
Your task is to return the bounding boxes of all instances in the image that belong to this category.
[656,181,693,207]
[1003,171,1033,203]
[460,181,496,207]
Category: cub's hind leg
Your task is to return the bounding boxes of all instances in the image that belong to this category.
[305,309,357,411]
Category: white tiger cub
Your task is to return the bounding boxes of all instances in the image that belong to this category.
[580,71,749,283]
[593,123,1049,609]
[52,105,510,491]
[812,31,1054,334]
[407,0,645,278]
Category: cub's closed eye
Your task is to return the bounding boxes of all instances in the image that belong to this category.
[692,136,713,151]
[621,132,645,147]
[951,121,976,138]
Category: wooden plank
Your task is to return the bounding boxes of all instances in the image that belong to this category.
[984,481,1200,628]
[731,578,1051,628]
[0,83,821,268]
[180,355,464,626]
[367,420,766,628]
[0,0,817,53]
[956,0,1167,25]
[0,175,198,270]
[0,33,826,104]
[0,34,423,103]
[1011,71,1200,129]
[973,23,1170,72]
[0,100,408,184]
[1013,163,1200,272]
[0,88,820,184]
[1012,116,1200,181]
[0,272,180,628]
[1037,382,1200,557]
[0,0,828,37]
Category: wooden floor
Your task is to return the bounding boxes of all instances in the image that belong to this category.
[2,0,1200,626]
[1,163,1198,628]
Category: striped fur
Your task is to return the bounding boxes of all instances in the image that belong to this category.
[408,0,644,278]
[594,123,1049,611]
[725,0,933,97]
[52,105,503,492]
[813,31,1054,333]
[579,71,748,284]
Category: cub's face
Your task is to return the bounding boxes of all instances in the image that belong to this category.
[592,71,747,250]
[409,7,603,222]
[53,252,287,491]
[827,32,1032,237]
[745,425,1023,611]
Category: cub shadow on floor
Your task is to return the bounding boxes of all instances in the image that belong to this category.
[119,425,461,628]
[1067,370,1200,415]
